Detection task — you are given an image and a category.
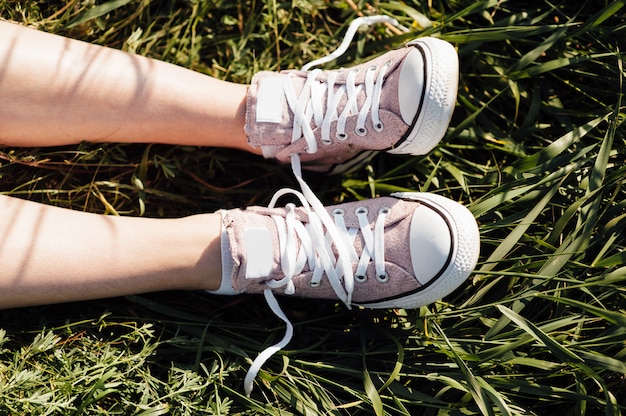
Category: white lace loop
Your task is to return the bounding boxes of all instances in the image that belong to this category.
[281,15,409,156]
[301,15,408,71]
[243,159,391,396]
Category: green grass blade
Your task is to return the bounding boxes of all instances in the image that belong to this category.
[66,0,134,28]
[496,305,584,364]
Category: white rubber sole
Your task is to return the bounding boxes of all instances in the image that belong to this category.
[387,37,459,156]
[357,192,479,309]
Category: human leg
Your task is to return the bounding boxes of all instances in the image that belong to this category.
[0,20,255,153]
[0,181,480,315]
[0,18,459,175]
[0,182,480,395]
[0,18,477,396]
[0,15,472,308]
[0,194,222,309]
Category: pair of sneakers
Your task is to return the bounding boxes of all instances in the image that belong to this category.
[213,16,480,395]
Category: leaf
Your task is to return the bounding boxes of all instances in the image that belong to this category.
[576,0,626,32]
[593,250,626,268]
[496,305,584,364]
[478,182,559,273]
[363,368,384,416]
[513,116,604,172]
[66,0,134,28]
[509,54,615,80]
[432,322,495,416]
[540,295,626,327]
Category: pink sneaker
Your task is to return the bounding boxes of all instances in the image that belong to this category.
[222,192,478,308]
[216,187,479,394]
[245,36,459,174]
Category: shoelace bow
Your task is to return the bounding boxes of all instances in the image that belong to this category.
[244,15,409,396]
[244,157,390,395]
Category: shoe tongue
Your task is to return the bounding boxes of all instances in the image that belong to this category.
[227,208,282,284]
[246,72,298,150]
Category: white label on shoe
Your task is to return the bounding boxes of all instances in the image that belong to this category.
[244,226,274,278]
[256,77,285,123]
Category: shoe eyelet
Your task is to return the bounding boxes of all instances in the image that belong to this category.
[373,122,384,132]
[355,275,368,283]
[336,132,348,141]
[379,207,390,215]
[355,207,368,215]
[308,280,321,288]
[356,127,367,136]
[384,60,393,69]
[376,272,390,283]
[321,138,332,145]
[332,208,345,215]
[368,65,378,72]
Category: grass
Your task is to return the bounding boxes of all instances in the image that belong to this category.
[0,0,625,414]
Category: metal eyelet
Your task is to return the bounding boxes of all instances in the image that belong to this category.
[373,122,384,132]
[355,207,368,215]
[356,127,367,136]
[376,272,390,283]
[355,275,368,283]
[379,207,390,215]
[321,138,332,145]
[336,132,348,141]
[308,280,321,288]
[332,208,345,215]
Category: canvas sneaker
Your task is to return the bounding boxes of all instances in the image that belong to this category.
[222,192,479,308]
[245,31,459,174]
[217,184,479,394]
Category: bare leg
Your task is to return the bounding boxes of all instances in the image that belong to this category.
[0,194,222,309]
[0,20,257,153]
[0,22,263,309]
[0,22,252,307]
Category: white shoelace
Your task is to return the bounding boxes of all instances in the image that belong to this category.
[286,15,408,156]
[244,15,408,396]
[285,63,391,154]
[243,158,390,395]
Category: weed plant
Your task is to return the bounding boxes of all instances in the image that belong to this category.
[0,0,625,414]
